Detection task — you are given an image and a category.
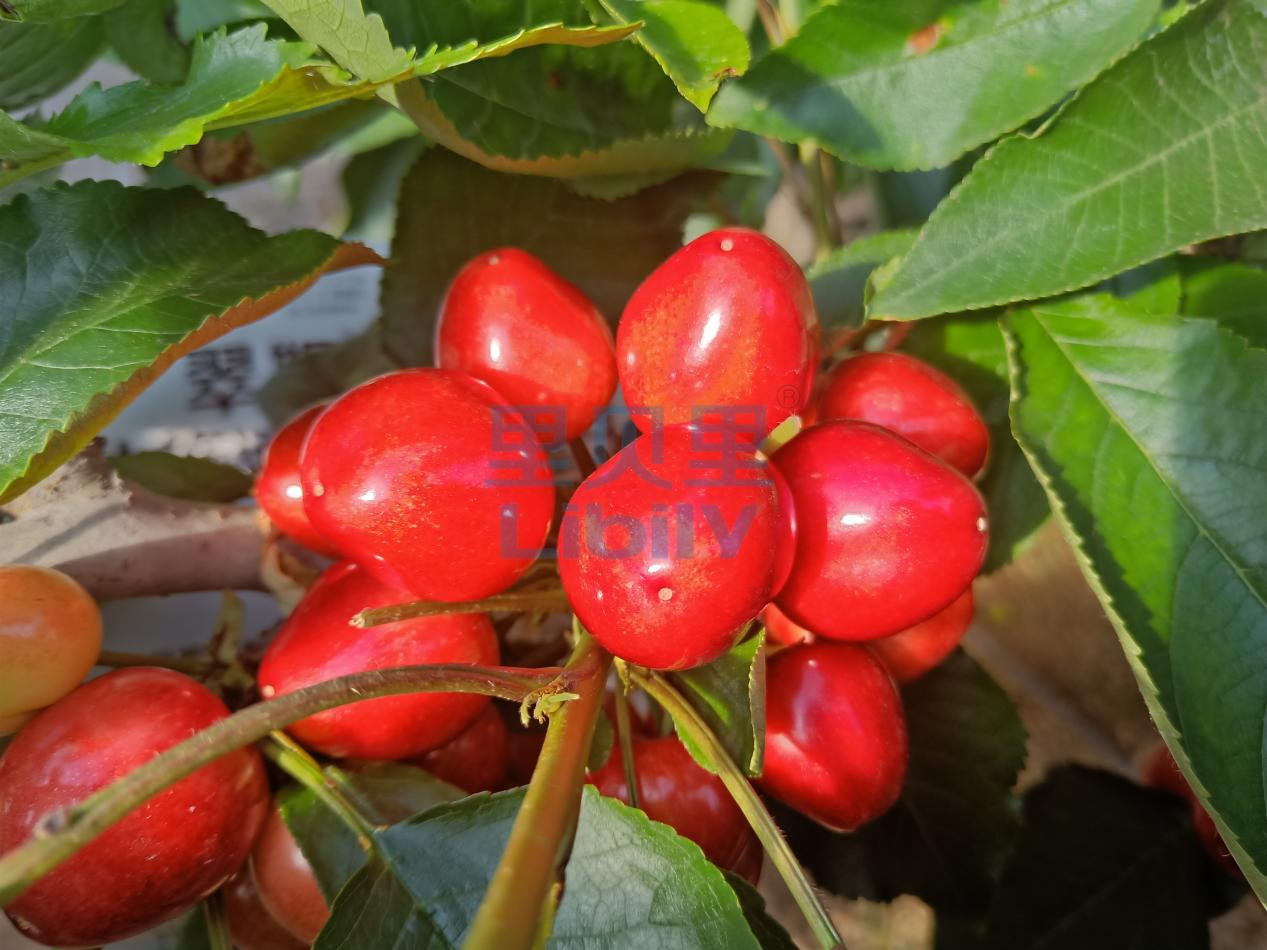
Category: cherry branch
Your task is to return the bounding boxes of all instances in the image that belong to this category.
[0,663,557,906]
[354,588,571,628]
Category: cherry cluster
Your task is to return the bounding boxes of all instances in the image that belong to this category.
[0,228,999,947]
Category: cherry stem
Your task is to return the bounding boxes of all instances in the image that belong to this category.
[464,625,612,950]
[613,687,641,810]
[0,663,556,907]
[353,589,571,628]
[628,667,846,950]
[263,732,377,847]
[202,889,233,950]
[96,649,213,676]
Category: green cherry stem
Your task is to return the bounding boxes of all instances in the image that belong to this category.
[263,732,378,847]
[353,589,571,628]
[464,625,612,950]
[612,687,641,810]
[202,890,233,950]
[0,663,556,906]
[628,666,845,950]
[95,649,213,676]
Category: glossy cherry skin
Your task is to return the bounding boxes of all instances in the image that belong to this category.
[773,421,988,642]
[759,642,907,832]
[436,248,618,443]
[0,565,101,735]
[223,870,307,950]
[559,424,797,670]
[589,735,762,883]
[1143,744,1242,878]
[252,805,329,943]
[300,369,555,602]
[0,668,269,948]
[417,705,509,793]
[618,228,818,437]
[258,561,499,760]
[818,352,990,478]
[869,588,974,683]
[760,603,813,647]
[256,404,340,556]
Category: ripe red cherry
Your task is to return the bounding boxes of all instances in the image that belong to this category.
[417,705,509,793]
[1143,744,1242,878]
[760,642,907,831]
[760,603,813,647]
[0,565,102,735]
[0,668,268,948]
[773,421,987,641]
[436,248,618,442]
[559,424,796,670]
[258,561,499,760]
[589,735,762,883]
[618,228,818,437]
[252,806,329,943]
[818,352,990,477]
[300,369,555,602]
[223,870,307,950]
[256,404,340,556]
[869,588,974,683]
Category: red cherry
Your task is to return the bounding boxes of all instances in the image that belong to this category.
[773,421,987,641]
[258,561,499,760]
[759,642,907,832]
[818,352,990,477]
[252,806,329,943]
[869,588,975,683]
[1143,744,1242,878]
[506,725,547,786]
[256,404,340,556]
[300,369,555,602]
[417,705,509,794]
[589,735,762,883]
[436,248,618,442]
[0,669,268,948]
[223,869,307,950]
[559,424,796,670]
[617,228,818,437]
[760,603,813,647]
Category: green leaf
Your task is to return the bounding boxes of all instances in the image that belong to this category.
[903,312,1049,570]
[1179,258,1267,349]
[110,451,252,502]
[779,653,1026,914]
[871,0,1267,318]
[722,872,797,950]
[598,0,749,111]
[315,787,759,948]
[104,0,189,84]
[706,0,1159,171]
[1,0,122,23]
[0,15,102,111]
[668,630,765,776]
[808,228,916,329]
[1005,292,1267,899]
[0,180,377,503]
[282,762,465,901]
[979,766,1217,948]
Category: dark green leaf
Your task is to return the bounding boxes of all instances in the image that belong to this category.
[723,872,797,950]
[707,0,1159,171]
[1179,258,1267,348]
[110,451,252,502]
[871,0,1267,318]
[1006,292,1267,900]
[669,630,765,775]
[175,907,213,950]
[0,179,376,503]
[980,766,1216,949]
[589,706,615,773]
[0,15,102,111]
[598,0,749,111]
[104,0,189,84]
[808,228,916,329]
[1,0,123,23]
[315,787,759,948]
[338,133,427,243]
[780,653,1026,914]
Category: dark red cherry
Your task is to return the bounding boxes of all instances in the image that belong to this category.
[589,735,762,883]
[618,228,818,437]
[300,368,555,602]
[417,705,509,794]
[1143,744,1242,878]
[258,561,499,760]
[0,669,269,948]
[818,352,990,477]
[256,404,340,556]
[773,421,987,641]
[223,868,308,950]
[436,248,618,442]
[869,588,974,683]
[252,805,329,943]
[559,424,796,670]
[759,642,907,832]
